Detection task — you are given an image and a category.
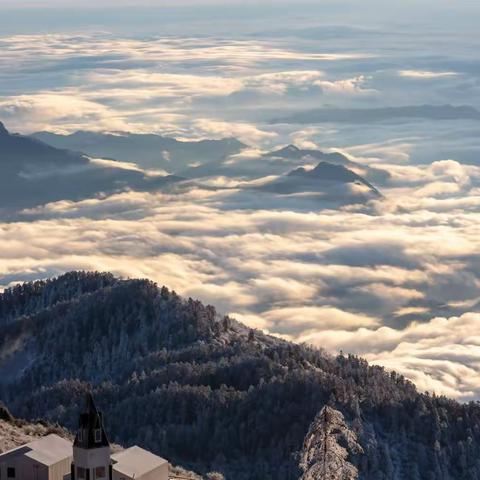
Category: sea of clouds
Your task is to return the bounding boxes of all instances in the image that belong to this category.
[1,3,480,400]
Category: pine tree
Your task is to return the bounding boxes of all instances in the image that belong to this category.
[299,406,363,480]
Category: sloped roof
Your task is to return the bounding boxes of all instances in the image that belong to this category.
[0,446,31,463]
[111,446,168,478]
[0,434,72,467]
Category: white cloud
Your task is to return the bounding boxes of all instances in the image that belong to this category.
[297,313,480,400]
[87,70,243,98]
[0,93,129,133]
[313,75,376,96]
[1,158,480,401]
[2,27,480,402]
[192,119,277,144]
[264,306,380,332]
[399,70,459,79]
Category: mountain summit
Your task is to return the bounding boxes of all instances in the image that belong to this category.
[255,161,381,206]
[288,162,380,194]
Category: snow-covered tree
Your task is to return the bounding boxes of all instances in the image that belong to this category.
[300,406,363,480]
[206,473,225,480]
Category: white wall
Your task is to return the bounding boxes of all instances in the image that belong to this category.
[73,446,110,480]
[0,453,71,480]
[0,455,48,480]
[23,456,49,480]
[48,456,73,480]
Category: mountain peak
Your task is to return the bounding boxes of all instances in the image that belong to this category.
[269,144,303,158]
[280,144,301,154]
[288,161,353,180]
[285,161,381,196]
[0,121,9,136]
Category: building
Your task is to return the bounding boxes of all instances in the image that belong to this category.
[0,434,72,480]
[111,447,169,480]
[0,396,169,480]
[71,394,111,480]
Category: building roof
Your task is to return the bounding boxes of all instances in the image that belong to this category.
[74,393,110,449]
[0,434,72,467]
[0,446,31,464]
[111,446,168,478]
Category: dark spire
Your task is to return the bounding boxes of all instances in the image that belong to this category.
[86,393,97,415]
[74,393,110,449]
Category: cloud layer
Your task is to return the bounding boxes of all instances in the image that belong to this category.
[1,17,480,401]
[2,155,480,399]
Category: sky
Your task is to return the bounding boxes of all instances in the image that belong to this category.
[1,1,480,401]
[2,1,480,34]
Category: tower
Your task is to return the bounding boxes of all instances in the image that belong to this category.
[71,394,112,480]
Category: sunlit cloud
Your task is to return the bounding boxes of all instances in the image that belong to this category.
[192,118,277,144]
[297,313,480,400]
[0,93,129,133]
[1,21,480,403]
[2,145,480,399]
[399,70,460,79]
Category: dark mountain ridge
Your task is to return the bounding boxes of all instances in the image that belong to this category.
[254,161,381,206]
[32,130,246,172]
[289,161,379,192]
[0,120,88,167]
[1,272,480,479]
[269,145,390,187]
[269,145,351,164]
[180,143,389,188]
[0,122,180,211]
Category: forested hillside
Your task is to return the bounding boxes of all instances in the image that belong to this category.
[1,272,480,479]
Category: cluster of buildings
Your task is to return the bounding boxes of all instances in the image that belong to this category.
[0,395,169,480]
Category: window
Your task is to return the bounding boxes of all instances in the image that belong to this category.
[94,429,102,443]
[95,467,106,479]
[77,467,86,480]
[7,468,15,479]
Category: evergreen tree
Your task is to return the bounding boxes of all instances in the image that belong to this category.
[299,406,363,480]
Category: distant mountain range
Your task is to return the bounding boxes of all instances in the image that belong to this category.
[30,129,389,187]
[32,130,246,172]
[182,144,383,209]
[0,122,180,210]
[272,104,480,124]
[1,272,480,479]
[182,144,389,186]
[0,121,384,213]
